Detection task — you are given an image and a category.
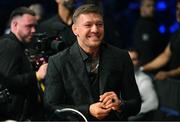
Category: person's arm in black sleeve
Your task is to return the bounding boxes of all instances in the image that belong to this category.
[116,52,141,118]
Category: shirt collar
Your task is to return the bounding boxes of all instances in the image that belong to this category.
[78,45,89,61]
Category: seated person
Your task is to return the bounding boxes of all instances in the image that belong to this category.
[128,49,159,120]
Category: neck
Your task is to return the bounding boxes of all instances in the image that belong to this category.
[84,47,100,59]
[58,5,72,25]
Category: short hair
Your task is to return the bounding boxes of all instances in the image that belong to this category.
[9,7,36,23]
[140,0,155,6]
[72,4,103,23]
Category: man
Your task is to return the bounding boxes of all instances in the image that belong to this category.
[0,7,47,120]
[44,4,141,121]
[37,0,77,53]
[133,0,166,65]
[141,0,180,81]
[128,49,158,120]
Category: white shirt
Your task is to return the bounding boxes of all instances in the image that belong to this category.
[135,69,159,113]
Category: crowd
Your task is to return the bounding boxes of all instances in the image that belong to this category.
[0,0,180,121]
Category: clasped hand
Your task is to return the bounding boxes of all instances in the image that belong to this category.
[89,91,121,120]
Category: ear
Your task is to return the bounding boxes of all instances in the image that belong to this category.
[72,24,78,36]
[11,19,18,30]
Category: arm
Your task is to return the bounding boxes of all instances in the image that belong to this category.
[143,44,171,71]
[120,52,141,116]
[0,43,47,92]
[154,67,180,80]
[0,44,37,92]
[44,56,90,119]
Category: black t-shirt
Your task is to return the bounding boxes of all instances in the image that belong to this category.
[133,17,165,65]
[169,30,180,70]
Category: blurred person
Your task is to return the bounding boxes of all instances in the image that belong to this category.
[128,49,158,120]
[132,0,166,65]
[29,3,45,22]
[37,0,77,54]
[44,4,141,121]
[141,0,180,80]
[0,7,47,121]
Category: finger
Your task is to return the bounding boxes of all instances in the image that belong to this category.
[101,95,113,105]
[104,98,113,107]
[99,92,114,101]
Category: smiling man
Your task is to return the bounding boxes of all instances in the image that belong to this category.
[44,4,141,121]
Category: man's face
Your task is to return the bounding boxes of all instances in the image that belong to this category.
[72,13,104,50]
[176,2,180,22]
[15,14,37,43]
[141,0,155,17]
[62,0,76,10]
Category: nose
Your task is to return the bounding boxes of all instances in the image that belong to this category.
[91,24,98,32]
[31,26,36,33]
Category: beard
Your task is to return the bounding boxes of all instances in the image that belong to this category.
[63,1,76,12]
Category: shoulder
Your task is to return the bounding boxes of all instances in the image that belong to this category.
[48,47,70,65]
[0,34,20,51]
[103,43,130,59]
[136,70,152,84]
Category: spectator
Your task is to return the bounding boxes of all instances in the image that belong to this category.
[37,0,77,54]
[29,3,45,23]
[133,0,166,65]
[0,7,47,121]
[141,0,180,81]
[128,49,158,120]
[44,4,141,121]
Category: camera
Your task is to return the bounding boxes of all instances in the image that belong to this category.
[0,89,11,104]
[25,32,65,71]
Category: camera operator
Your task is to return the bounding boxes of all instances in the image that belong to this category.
[37,0,77,54]
[0,7,47,121]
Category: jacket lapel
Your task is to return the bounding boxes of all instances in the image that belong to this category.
[99,44,109,95]
[69,42,93,101]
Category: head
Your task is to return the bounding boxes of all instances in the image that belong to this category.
[72,4,104,52]
[56,0,77,12]
[176,0,180,22]
[140,0,155,17]
[10,7,37,43]
[29,3,44,21]
[128,49,140,70]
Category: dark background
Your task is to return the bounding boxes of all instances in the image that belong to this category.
[0,0,178,48]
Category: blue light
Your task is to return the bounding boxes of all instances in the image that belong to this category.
[169,22,179,33]
[156,1,167,11]
[159,24,166,34]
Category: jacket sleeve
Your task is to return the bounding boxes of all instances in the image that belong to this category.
[116,52,141,118]
[43,56,91,120]
[0,41,37,93]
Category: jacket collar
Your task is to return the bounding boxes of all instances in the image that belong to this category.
[69,42,109,96]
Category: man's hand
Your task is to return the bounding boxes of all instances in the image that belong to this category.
[99,91,121,111]
[36,63,48,80]
[89,102,111,120]
[154,71,169,81]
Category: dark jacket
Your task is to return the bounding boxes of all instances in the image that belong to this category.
[0,32,40,120]
[44,42,141,121]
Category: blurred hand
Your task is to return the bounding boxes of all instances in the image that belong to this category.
[99,91,121,111]
[154,71,168,81]
[36,63,48,80]
[89,102,111,120]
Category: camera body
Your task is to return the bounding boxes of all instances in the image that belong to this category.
[25,33,64,71]
[0,89,11,104]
